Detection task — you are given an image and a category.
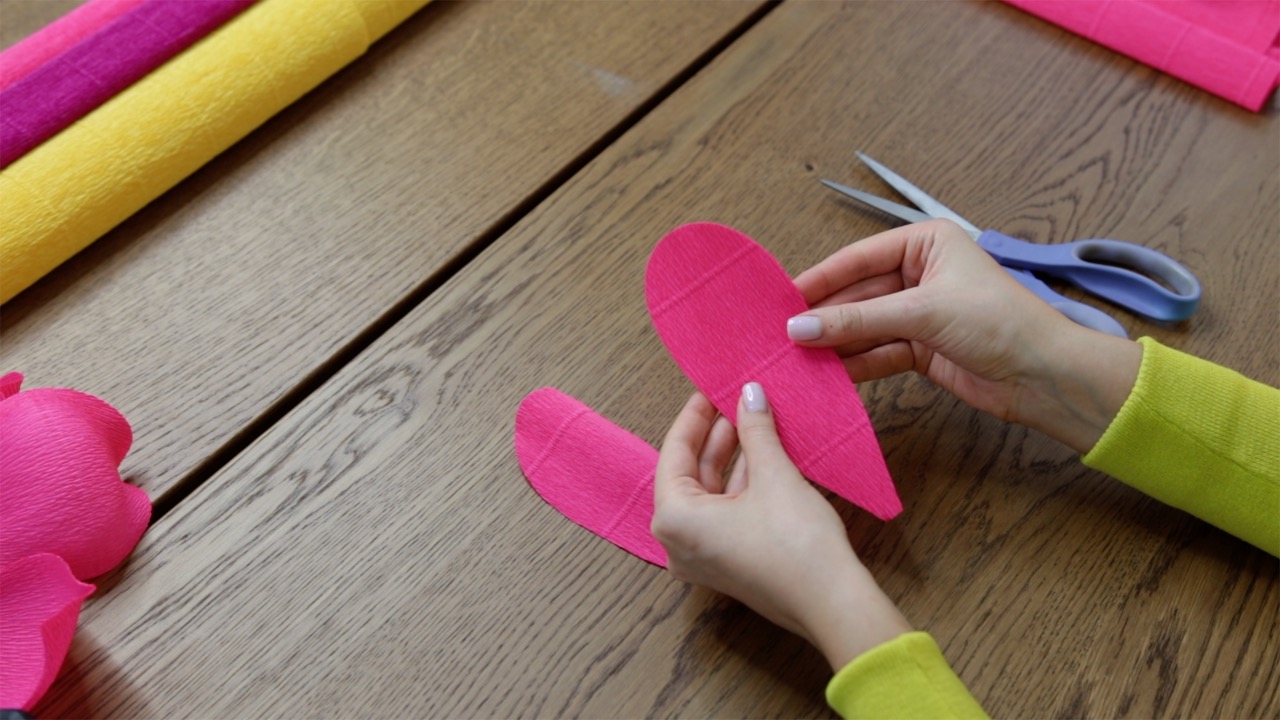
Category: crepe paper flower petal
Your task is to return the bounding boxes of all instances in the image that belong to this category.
[0,381,150,579]
[645,223,900,519]
[0,553,95,711]
[0,372,22,400]
[515,387,668,566]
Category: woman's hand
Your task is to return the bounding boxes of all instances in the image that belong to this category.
[788,219,1142,453]
[652,385,912,671]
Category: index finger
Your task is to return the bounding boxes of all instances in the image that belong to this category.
[794,222,931,305]
[654,392,718,507]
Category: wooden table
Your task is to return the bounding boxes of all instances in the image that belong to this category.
[3,1,1276,717]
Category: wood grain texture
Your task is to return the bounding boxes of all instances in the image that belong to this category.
[35,1,1279,718]
[0,0,83,50]
[0,0,765,501]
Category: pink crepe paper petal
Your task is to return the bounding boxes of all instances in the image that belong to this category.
[0,372,22,400]
[0,553,96,711]
[0,385,150,579]
[515,388,668,566]
[645,222,900,520]
[0,0,146,91]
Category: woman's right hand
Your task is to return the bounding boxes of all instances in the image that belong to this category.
[787,219,1142,453]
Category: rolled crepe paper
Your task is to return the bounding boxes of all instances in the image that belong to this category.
[1002,0,1280,111]
[515,388,668,566]
[0,0,146,91]
[646,223,900,520]
[0,0,432,305]
[0,0,261,170]
[1154,0,1280,52]
[0,554,96,711]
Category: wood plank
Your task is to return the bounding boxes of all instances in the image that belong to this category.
[0,0,767,500]
[39,1,1278,717]
[0,0,83,50]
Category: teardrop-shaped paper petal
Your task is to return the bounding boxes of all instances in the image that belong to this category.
[515,388,668,566]
[645,222,901,519]
[0,553,96,711]
[0,386,150,579]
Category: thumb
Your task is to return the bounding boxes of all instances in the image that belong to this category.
[735,382,789,474]
[786,288,931,347]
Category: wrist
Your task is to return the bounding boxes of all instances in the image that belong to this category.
[1015,323,1142,453]
[796,559,913,672]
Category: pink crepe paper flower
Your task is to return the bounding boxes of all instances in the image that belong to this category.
[0,553,95,710]
[0,371,151,580]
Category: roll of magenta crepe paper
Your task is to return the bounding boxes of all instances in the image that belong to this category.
[0,0,146,91]
[0,0,258,169]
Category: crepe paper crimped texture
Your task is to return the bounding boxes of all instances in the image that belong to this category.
[0,0,146,91]
[1084,338,1280,556]
[0,372,150,580]
[825,631,989,719]
[515,388,668,566]
[645,223,900,520]
[0,0,432,305]
[1003,0,1280,111]
[0,0,260,170]
[0,554,96,711]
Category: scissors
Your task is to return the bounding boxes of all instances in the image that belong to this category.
[820,152,1202,338]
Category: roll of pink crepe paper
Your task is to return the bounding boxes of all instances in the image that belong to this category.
[0,0,146,90]
[1156,0,1280,52]
[0,0,258,169]
[1003,0,1280,111]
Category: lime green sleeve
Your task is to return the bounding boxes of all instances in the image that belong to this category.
[1083,337,1280,556]
[825,632,988,719]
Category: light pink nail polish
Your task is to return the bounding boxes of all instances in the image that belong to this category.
[787,315,822,341]
[743,382,766,412]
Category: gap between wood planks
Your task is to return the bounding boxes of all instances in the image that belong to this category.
[149,0,784,523]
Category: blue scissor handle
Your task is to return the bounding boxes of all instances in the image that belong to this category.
[1002,267,1128,337]
[977,231,1201,322]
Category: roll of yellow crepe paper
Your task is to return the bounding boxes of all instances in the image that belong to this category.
[0,0,430,304]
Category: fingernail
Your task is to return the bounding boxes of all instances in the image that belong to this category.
[743,382,767,413]
[787,315,822,341]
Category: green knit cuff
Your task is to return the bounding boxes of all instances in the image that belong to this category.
[825,631,987,719]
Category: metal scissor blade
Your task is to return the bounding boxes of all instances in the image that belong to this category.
[855,152,983,238]
[820,179,934,225]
